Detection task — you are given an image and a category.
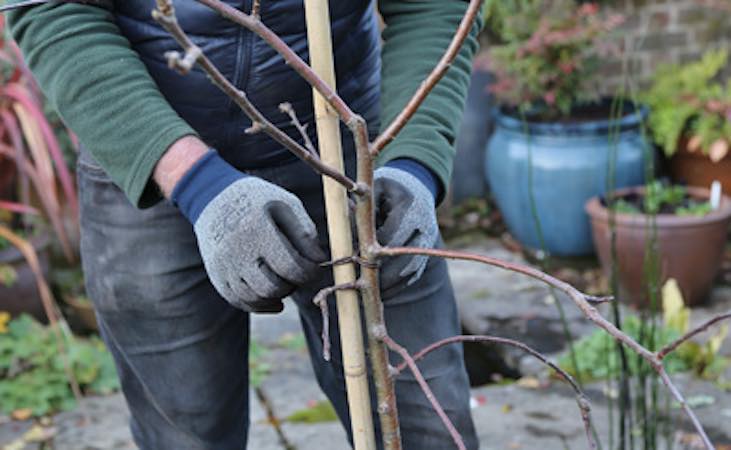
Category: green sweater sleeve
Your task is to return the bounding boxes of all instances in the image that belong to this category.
[377,0,480,203]
[6,3,197,208]
[7,1,479,208]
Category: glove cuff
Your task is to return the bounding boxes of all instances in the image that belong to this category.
[171,150,246,223]
[385,159,439,202]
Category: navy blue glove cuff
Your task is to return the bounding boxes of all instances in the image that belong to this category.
[385,158,440,202]
[171,150,246,224]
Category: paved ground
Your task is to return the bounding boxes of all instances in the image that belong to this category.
[2,237,730,450]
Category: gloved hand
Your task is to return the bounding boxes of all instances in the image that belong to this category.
[374,160,440,291]
[172,151,325,313]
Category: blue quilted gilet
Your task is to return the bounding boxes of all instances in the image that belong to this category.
[113,0,381,169]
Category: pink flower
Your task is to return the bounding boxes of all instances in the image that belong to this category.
[544,91,557,105]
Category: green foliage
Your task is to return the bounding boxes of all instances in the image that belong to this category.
[286,400,338,423]
[560,282,729,381]
[559,315,690,381]
[0,263,17,287]
[0,314,120,416]
[610,182,711,216]
[249,339,270,387]
[643,49,731,158]
[486,0,623,119]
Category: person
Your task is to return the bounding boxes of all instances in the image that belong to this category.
[7,1,481,448]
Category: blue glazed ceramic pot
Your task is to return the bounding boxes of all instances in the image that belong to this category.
[485,103,649,256]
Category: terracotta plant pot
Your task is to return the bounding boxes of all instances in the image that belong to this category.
[0,232,50,322]
[585,187,731,307]
[670,139,731,195]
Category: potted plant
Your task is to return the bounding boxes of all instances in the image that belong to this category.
[585,181,731,307]
[643,49,731,194]
[0,16,79,319]
[484,0,649,256]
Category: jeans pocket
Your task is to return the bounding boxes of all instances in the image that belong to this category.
[77,149,113,184]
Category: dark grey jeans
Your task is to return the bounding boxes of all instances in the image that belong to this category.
[78,149,477,450]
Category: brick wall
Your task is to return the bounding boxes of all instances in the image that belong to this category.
[600,0,731,92]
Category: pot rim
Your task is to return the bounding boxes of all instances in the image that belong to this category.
[585,186,731,228]
[493,99,648,136]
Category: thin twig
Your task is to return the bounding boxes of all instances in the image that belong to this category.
[279,102,317,157]
[394,335,597,450]
[312,282,363,361]
[151,1,363,194]
[192,0,359,126]
[370,0,482,155]
[657,310,731,360]
[380,333,466,450]
[251,0,261,19]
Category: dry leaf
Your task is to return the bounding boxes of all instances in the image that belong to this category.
[10,409,32,421]
[709,139,729,163]
[662,279,689,333]
[687,135,703,153]
[517,376,541,389]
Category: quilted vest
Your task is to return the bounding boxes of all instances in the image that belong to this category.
[113,0,381,169]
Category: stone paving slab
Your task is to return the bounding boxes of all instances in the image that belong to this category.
[2,238,730,450]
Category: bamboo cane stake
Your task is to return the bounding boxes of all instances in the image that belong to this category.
[303,2,377,449]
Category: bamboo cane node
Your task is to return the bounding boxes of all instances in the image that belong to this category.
[344,364,368,378]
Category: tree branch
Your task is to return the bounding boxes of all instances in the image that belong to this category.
[380,333,466,450]
[394,334,597,450]
[279,102,318,158]
[657,310,731,360]
[370,0,482,155]
[377,245,714,449]
[312,281,364,361]
[151,1,364,194]
[192,0,360,126]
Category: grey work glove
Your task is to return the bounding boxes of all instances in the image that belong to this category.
[194,177,326,313]
[172,151,326,313]
[374,167,439,291]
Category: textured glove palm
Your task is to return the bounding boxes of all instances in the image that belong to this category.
[173,152,325,313]
[374,166,439,291]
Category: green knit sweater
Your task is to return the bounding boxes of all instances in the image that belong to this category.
[7,1,479,207]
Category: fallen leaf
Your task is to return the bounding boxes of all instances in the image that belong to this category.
[285,400,338,423]
[23,424,56,442]
[10,409,32,421]
[517,377,540,389]
[662,279,689,334]
[709,139,729,163]
[501,403,513,413]
[0,311,10,333]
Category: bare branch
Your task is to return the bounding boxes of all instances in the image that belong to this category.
[313,281,363,361]
[658,369,714,449]
[395,335,597,450]
[370,0,483,155]
[380,333,466,450]
[192,0,359,126]
[251,0,261,19]
[279,102,318,158]
[657,310,731,360]
[377,246,715,449]
[151,2,364,194]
